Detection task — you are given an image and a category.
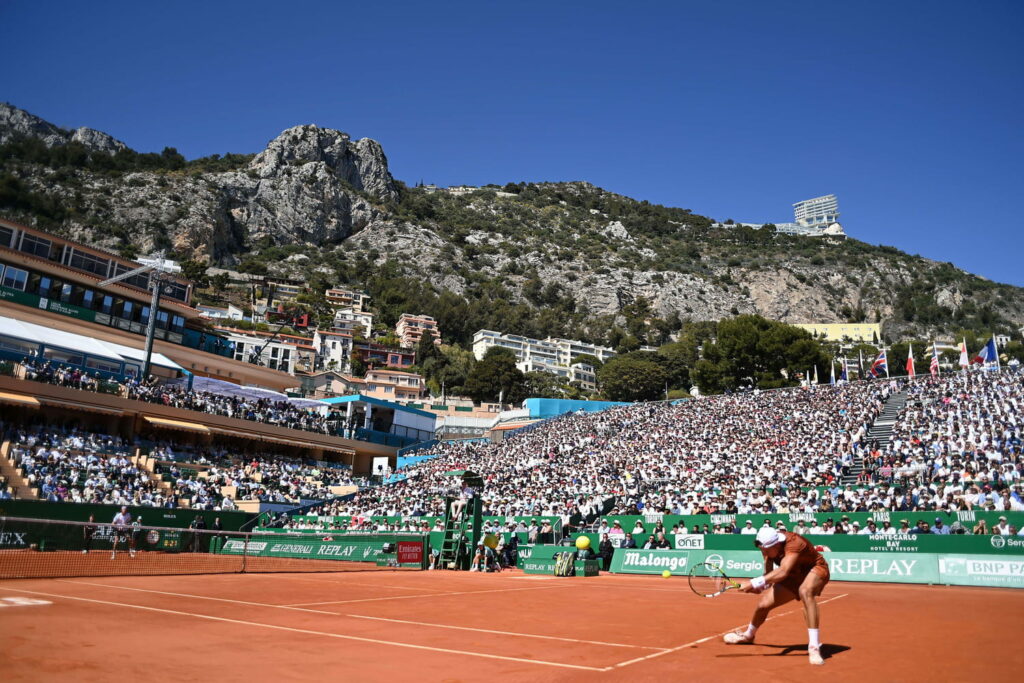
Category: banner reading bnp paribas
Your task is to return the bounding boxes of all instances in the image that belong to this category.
[609,549,1024,588]
[937,555,1024,588]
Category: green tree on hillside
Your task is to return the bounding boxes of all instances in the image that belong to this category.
[463,347,526,404]
[692,315,829,393]
[598,357,668,402]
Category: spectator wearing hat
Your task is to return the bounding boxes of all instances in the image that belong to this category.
[741,520,757,535]
[898,519,912,534]
[994,516,1011,535]
[932,517,951,535]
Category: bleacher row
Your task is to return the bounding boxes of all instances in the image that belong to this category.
[3,365,1021,528]
[1,427,363,510]
[308,369,1023,529]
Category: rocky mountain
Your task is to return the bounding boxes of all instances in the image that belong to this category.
[1,102,1022,346]
[0,102,126,154]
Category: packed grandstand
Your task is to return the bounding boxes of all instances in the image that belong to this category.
[4,358,1021,534]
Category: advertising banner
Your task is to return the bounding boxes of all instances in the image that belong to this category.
[825,553,936,584]
[219,535,423,564]
[674,534,705,550]
[937,555,1024,588]
[397,541,423,565]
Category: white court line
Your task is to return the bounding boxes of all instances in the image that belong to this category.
[262,574,451,592]
[286,583,567,607]
[609,593,850,670]
[2,586,605,673]
[57,579,339,615]
[347,614,667,650]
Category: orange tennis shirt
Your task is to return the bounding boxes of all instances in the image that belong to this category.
[785,531,830,576]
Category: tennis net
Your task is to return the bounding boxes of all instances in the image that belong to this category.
[0,516,427,579]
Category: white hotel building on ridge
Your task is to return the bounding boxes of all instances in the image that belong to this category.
[711,194,846,238]
[471,330,616,391]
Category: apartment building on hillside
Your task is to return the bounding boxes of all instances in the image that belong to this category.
[363,369,426,403]
[333,307,373,337]
[313,329,353,372]
[472,330,616,366]
[396,313,440,348]
[325,287,371,313]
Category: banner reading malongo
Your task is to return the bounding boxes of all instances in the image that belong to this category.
[608,549,1024,588]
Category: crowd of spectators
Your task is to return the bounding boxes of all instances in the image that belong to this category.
[126,383,340,434]
[860,368,1024,513]
[9,427,169,507]
[14,356,340,436]
[160,452,364,509]
[22,358,120,394]
[309,381,895,526]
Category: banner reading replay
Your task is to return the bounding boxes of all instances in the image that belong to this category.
[608,548,1024,588]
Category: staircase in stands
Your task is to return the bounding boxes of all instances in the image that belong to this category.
[0,439,38,500]
[841,390,908,486]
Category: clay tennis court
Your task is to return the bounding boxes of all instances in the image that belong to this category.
[2,567,1022,682]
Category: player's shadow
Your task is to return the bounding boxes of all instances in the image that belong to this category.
[717,644,850,661]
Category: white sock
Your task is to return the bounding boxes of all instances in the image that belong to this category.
[744,624,758,638]
[808,628,820,648]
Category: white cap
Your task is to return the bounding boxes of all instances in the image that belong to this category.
[755,527,785,548]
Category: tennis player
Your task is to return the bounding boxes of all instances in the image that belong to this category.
[111,506,131,559]
[722,526,830,666]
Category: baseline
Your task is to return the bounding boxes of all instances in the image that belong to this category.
[1,586,606,673]
[56,579,339,615]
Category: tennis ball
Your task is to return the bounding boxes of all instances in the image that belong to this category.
[662,570,671,578]
[574,536,591,550]
[483,534,499,549]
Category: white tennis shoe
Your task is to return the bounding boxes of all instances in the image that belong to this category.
[808,645,824,666]
[723,631,754,645]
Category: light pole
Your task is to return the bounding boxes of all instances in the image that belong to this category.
[98,253,181,381]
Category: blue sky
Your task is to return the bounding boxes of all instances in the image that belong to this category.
[2,1,1022,285]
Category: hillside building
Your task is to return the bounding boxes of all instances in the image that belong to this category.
[794,323,881,343]
[396,313,440,348]
[325,287,370,313]
[333,307,373,337]
[0,218,295,390]
[472,330,614,386]
[313,329,353,373]
[794,194,840,230]
[363,368,426,403]
[352,341,415,371]
[261,276,305,304]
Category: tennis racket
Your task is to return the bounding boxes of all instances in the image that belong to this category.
[688,562,743,598]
